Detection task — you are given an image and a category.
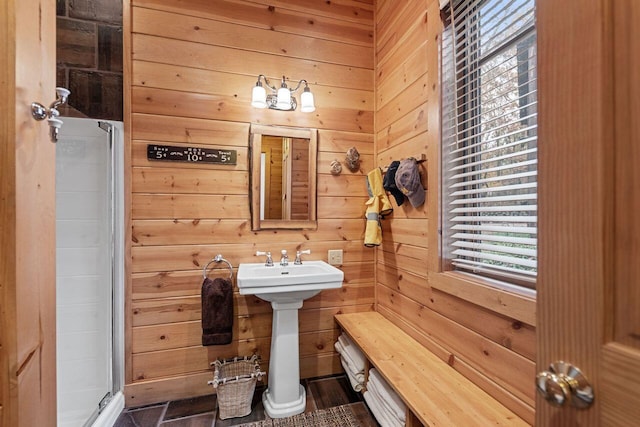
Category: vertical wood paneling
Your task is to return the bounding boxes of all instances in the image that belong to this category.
[612,0,640,352]
[536,0,609,424]
[1,0,57,425]
[0,2,14,421]
[374,0,535,424]
[125,0,374,404]
[538,0,640,425]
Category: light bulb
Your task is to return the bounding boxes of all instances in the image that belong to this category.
[276,87,292,110]
[251,84,267,108]
[300,87,315,113]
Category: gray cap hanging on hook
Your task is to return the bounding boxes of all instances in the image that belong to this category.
[394,158,425,208]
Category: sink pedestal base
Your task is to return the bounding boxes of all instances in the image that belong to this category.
[262,385,306,418]
[263,300,306,418]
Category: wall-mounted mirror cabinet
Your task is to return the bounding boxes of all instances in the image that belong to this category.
[250,124,317,230]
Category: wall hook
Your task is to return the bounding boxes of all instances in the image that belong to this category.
[31,87,70,143]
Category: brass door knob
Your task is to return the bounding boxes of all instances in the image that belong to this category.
[536,361,594,409]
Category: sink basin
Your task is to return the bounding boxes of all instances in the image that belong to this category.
[236,260,343,418]
[237,260,343,302]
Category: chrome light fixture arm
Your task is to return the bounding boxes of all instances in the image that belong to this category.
[256,74,279,93]
[289,79,307,93]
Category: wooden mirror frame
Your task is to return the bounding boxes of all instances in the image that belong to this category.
[250,124,318,231]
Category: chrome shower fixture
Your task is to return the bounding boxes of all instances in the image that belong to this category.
[31,87,71,143]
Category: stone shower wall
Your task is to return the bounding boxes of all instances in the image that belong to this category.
[56,0,123,120]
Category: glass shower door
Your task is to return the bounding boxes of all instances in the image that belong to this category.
[56,118,114,427]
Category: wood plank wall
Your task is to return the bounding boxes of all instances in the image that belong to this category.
[125,0,375,406]
[1,1,57,425]
[261,136,284,219]
[374,0,536,424]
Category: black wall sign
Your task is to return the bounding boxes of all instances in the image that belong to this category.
[147,144,237,165]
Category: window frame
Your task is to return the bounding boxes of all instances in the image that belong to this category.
[426,0,537,325]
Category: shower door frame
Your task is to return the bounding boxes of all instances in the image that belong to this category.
[56,118,125,427]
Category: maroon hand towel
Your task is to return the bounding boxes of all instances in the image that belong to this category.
[201,277,233,346]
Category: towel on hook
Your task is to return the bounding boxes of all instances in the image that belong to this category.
[201,277,234,346]
[364,168,393,247]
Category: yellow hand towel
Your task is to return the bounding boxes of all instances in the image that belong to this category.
[364,168,393,247]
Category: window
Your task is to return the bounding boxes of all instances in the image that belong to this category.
[441,0,537,289]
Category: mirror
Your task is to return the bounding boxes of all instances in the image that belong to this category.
[250,124,317,230]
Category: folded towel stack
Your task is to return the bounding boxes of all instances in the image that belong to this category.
[334,334,366,392]
[363,368,406,427]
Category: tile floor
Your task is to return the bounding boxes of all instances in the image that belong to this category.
[114,374,379,427]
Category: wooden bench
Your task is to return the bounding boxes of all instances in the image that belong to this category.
[335,312,528,427]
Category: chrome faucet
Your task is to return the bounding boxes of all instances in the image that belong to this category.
[294,249,311,265]
[280,250,289,266]
[256,251,273,267]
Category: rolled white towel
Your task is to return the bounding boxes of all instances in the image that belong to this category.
[340,357,364,392]
[369,369,406,422]
[338,334,366,371]
[368,375,406,423]
[364,390,404,427]
[334,340,364,377]
[368,384,405,424]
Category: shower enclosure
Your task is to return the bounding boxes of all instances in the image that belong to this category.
[56,117,124,427]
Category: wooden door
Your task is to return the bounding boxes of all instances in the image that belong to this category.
[0,0,57,425]
[538,0,640,425]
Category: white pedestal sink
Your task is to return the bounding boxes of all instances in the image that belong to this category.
[237,260,344,418]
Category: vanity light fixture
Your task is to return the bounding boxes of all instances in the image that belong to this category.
[251,75,316,112]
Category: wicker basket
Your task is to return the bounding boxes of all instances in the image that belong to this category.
[209,355,265,419]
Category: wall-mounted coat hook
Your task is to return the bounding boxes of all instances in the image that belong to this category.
[31,87,70,143]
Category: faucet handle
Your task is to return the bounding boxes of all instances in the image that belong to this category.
[256,251,273,266]
[294,249,311,265]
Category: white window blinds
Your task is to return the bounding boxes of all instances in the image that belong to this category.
[441,0,537,287]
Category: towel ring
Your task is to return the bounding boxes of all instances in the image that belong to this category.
[203,254,233,280]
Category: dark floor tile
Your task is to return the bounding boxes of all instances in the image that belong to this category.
[302,379,318,414]
[114,404,166,427]
[115,374,370,427]
[307,375,362,410]
[113,412,137,427]
[160,412,215,427]
[164,394,216,421]
[347,402,380,427]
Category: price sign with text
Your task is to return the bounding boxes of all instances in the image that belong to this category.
[147,145,237,165]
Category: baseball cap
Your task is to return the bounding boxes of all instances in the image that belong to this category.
[394,157,425,208]
[382,161,405,206]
